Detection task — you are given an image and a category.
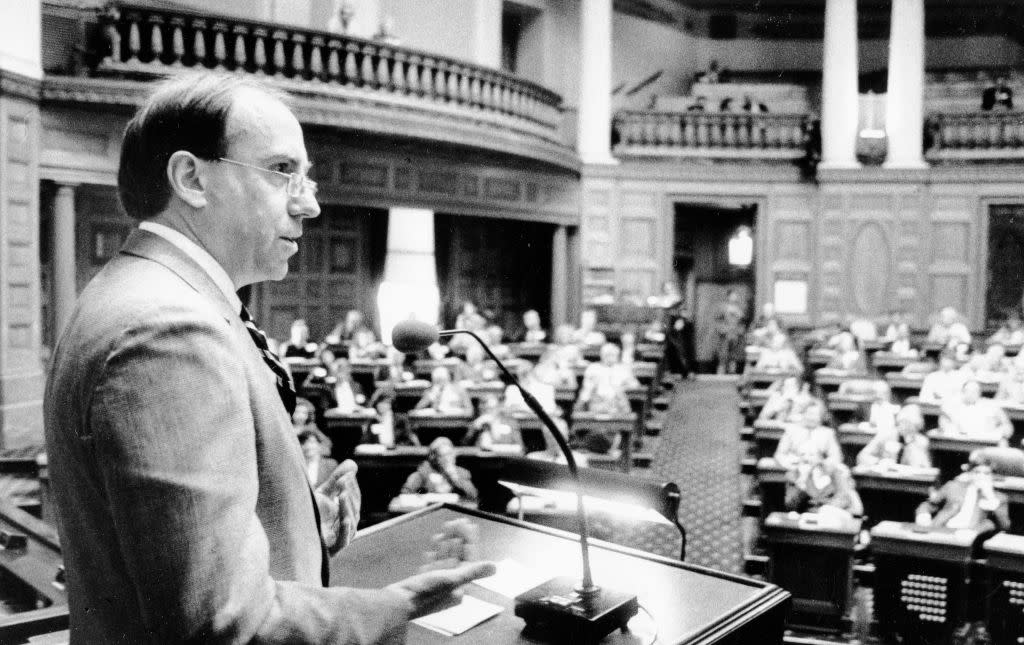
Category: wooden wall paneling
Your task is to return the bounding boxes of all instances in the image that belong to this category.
[893,191,926,326]
[580,177,615,302]
[928,195,976,325]
[765,191,815,326]
[817,190,847,322]
[615,188,661,304]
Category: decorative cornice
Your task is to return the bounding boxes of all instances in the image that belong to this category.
[0,69,42,103]
[41,74,581,172]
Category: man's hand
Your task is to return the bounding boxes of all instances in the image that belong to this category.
[315,460,361,554]
[423,519,479,570]
[387,561,497,619]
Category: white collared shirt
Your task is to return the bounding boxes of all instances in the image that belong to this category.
[139,221,242,313]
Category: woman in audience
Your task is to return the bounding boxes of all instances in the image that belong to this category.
[413,366,473,416]
[919,352,966,403]
[291,397,332,456]
[325,309,368,345]
[754,331,803,373]
[574,343,638,416]
[298,428,339,488]
[927,306,972,348]
[517,309,547,344]
[824,332,866,373]
[857,404,932,468]
[939,379,1012,443]
[400,437,478,504]
[470,396,524,453]
[857,381,899,434]
[758,375,814,423]
[347,326,385,361]
[281,318,318,359]
[774,400,842,469]
[888,323,918,358]
[367,394,397,447]
[784,441,863,521]
[915,451,1009,535]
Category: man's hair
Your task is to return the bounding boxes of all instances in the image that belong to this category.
[117,73,287,221]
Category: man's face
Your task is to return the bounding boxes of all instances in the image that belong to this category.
[963,382,981,405]
[803,405,822,428]
[204,89,320,286]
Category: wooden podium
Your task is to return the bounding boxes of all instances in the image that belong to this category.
[330,504,790,644]
[982,532,1024,643]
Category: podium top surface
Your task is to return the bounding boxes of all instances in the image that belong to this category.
[330,505,788,644]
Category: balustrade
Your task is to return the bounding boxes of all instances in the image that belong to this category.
[613,111,812,160]
[95,3,562,130]
[925,111,1024,160]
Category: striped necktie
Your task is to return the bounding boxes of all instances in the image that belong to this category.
[239,306,297,416]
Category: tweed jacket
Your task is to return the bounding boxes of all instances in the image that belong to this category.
[44,229,410,643]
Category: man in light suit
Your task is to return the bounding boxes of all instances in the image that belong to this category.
[44,73,493,643]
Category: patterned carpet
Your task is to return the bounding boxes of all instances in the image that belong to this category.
[648,377,744,574]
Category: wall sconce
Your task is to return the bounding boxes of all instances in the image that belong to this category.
[728,226,753,267]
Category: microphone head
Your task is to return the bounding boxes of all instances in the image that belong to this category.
[391,319,440,353]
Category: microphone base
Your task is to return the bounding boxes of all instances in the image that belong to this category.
[514,576,639,643]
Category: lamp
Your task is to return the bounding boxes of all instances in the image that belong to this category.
[728,226,753,267]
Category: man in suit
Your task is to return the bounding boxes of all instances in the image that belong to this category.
[44,72,493,643]
[915,452,1010,537]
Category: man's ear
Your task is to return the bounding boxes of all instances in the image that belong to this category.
[166,151,208,209]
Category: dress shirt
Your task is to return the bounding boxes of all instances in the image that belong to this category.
[139,221,242,313]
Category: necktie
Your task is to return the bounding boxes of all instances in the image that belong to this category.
[239,306,297,416]
[239,306,329,586]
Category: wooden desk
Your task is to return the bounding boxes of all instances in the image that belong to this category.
[812,369,864,393]
[756,458,788,517]
[349,358,389,395]
[995,476,1024,534]
[885,373,926,402]
[852,465,938,526]
[509,342,547,362]
[871,352,921,374]
[753,421,785,460]
[570,413,638,473]
[982,533,1024,643]
[322,409,379,460]
[869,521,978,645]
[407,412,473,445]
[330,505,790,644]
[806,348,832,369]
[742,369,797,389]
[392,381,430,413]
[926,430,1001,482]
[763,512,860,631]
[837,425,874,467]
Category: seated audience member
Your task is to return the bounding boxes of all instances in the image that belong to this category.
[414,367,474,416]
[348,326,385,361]
[982,75,1014,111]
[619,330,638,366]
[686,95,708,112]
[297,428,339,488]
[648,280,684,310]
[532,347,577,389]
[825,332,866,373]
[939,380,1012,442]
[882,311,904,342]
[857,381,899,433]
[990,311,1024,346]
[888,323,918,357]
[517,309,547,344]
[470,396,524,453]
[376,346,414,387]
[450,301,487,354]
[291,397,333,456]
[785,442,863,522]
[527,418,590,467]
[281,318,318,359]
[504,361,559,416]
[927,306,972,348]
[368,394,397,447]
[575,343,639,416]
[857,404,932,469]
[454,343,499,385]
[400,437,478,504]
[915,451,1009,534]
[759,376,814,423]
[551,324,585,371]
[996,365,1024,406]
[748,302,779,347]
[774,401,842,469]
[920,352,967,403]
[325,309,367,345]
[322,358,368,413]
[573,309,606,347]
[980,344,1010,378]
[484,324,512,360]
[754,332,803,373]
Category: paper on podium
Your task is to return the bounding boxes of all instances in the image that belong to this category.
[412,595,503,636]
[472,558,551,598]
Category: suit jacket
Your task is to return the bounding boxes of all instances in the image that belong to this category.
[44,229,410,643]
[916,477,1010,534]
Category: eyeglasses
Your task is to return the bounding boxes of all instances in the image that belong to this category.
[215,157,318,198]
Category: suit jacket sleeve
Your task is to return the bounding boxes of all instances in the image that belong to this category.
[88,309,411,644]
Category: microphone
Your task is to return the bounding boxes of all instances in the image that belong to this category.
[390,322,638,642]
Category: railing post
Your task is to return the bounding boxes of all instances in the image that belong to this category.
[252,27,267,73]
[291,33,307,79]
[232,25,248,71]
[148,15,164,64]
[309,35,325,81]
[192,19,208,66]
[212,22,228,70]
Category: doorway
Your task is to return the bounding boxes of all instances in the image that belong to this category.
[673,202,757,373]
[986,204,1024,329]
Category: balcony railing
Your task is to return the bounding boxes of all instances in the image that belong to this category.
[61,2,576,168]
[613,111,813,160]
[925,111,1024,161]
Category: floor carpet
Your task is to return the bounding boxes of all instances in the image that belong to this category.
[648,377,744,574]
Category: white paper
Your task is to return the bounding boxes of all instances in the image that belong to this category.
[472,558,551,598]
[412,595,503,636]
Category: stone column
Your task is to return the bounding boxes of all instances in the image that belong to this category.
[0,0,44,449]
[884,0,927,168]
[550,225,568,329]
[52,183,78,338]
[377,207,440,346]
[471,0,502,68]
[577,0,616,164]
[820,0,860,168]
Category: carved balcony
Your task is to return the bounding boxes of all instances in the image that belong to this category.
[613,110,814,162]
[925,111,1024,162]
[41,2,576,170]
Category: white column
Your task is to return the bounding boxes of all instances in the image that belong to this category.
[377,207,440,346]
[550,225,568,329]
[471,0,502,68]
[53,184,78,337]
[577,0,616,164]
[884,0,927,168]
[820,0,860,169]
